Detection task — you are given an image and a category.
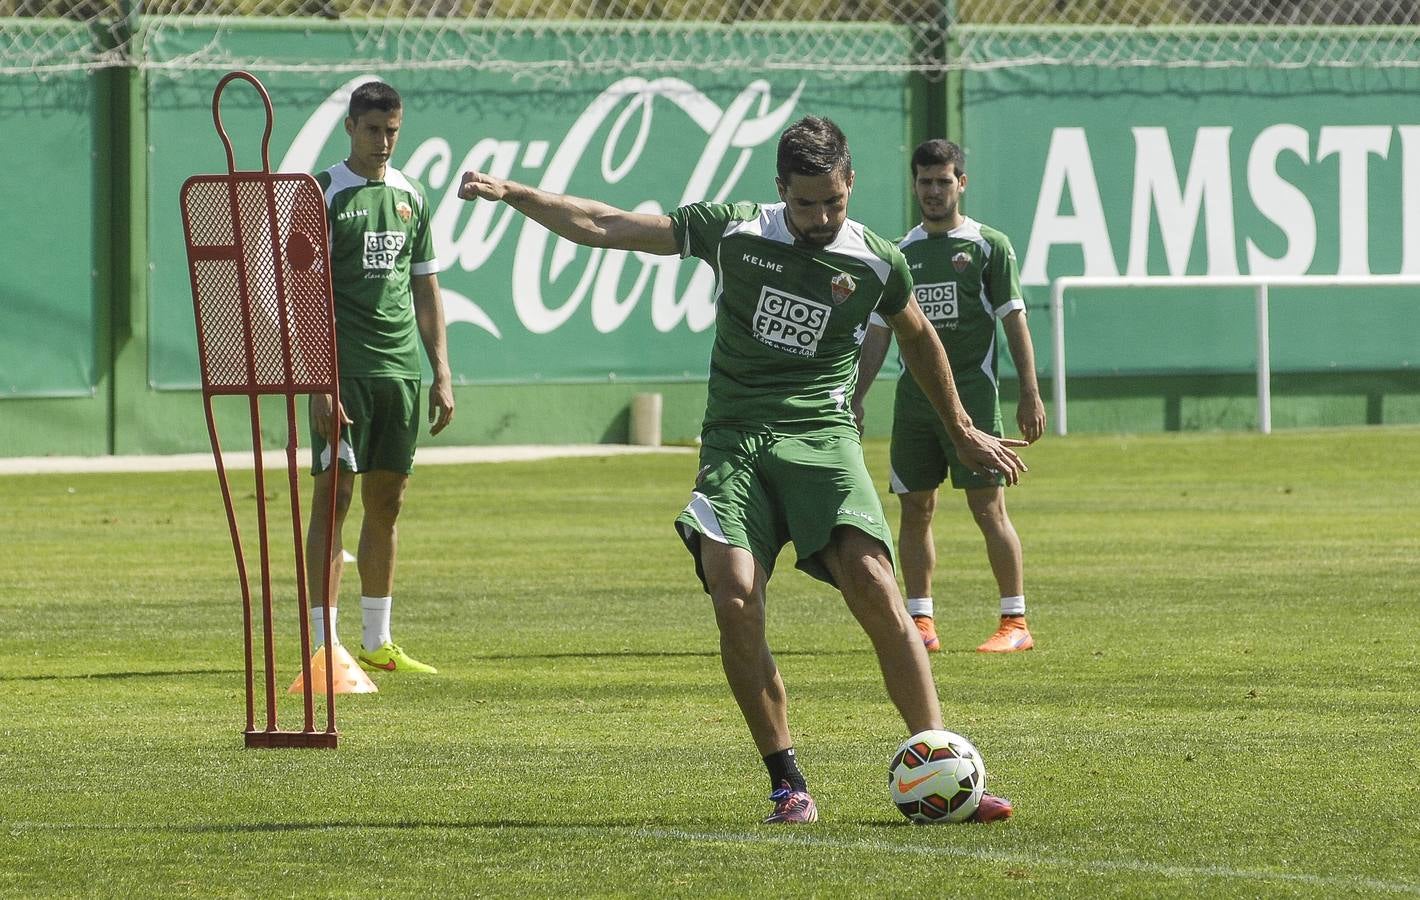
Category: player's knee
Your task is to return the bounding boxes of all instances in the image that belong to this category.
[313,475,355,517]
[360,481,406,523]
[829,535,897,599]
[898,491,935,525]
[367,494,405,523]
[968,493,1009,531]
[709,587,762,635]
[332,484,356,515]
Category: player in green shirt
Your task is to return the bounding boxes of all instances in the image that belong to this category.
[305,81,455,676]
[458,117,1023,825]
[854,139,1046,655]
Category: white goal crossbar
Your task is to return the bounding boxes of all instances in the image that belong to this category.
[1049,274,1420,436]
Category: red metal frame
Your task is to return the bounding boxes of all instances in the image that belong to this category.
[178,71,341,749]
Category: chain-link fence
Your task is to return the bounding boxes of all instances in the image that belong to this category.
[5,0,1418,77]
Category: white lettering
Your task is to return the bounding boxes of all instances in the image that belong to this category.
[1401,127,1420,274]
[753,287,830,356]
[1318,125,1392,275]
[913,282,958,324]
[1022,127,1118,286]
[363,231,406,270]
[283,75,798,342]
[514,77,800,335]
[1246,124,1315,275]
[406,137,522,274]
[742,254,784,273]
[1127,126,1237,276]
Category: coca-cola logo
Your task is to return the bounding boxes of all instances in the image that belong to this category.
[279,75,803,342]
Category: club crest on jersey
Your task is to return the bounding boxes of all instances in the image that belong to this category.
[396,201,413,222]
[830,272,856,305]
[951,251,971,273]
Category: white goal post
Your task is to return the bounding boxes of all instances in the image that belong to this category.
[1049,274,1420,436]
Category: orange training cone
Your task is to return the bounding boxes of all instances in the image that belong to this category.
[288,643,378,695]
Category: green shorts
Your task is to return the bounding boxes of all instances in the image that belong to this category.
[890,378,1006,493]
[310,376,421,475]
[674,427,895,590]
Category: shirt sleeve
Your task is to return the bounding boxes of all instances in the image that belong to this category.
[410,183,442,277]
[667,201,754,263]
[986,231,1025,319]
[873,246,913,319]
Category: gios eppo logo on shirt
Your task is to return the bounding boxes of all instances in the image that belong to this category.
[752,286,831,357]
[363,231,407,272]
[913,281,959,324]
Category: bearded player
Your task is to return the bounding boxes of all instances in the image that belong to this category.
[458,118,1023,824]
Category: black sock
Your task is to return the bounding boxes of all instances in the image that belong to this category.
[764,747,807,793]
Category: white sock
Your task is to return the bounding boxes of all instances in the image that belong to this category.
[906,597,934,618]
[1000,595,1026,617]
[361,595,393,652]
[311,606,338,648]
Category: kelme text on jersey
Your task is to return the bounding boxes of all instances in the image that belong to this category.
[742,253,784,273]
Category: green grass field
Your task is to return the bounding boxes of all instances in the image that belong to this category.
[3,429,1418,897]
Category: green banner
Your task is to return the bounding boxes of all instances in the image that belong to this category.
[0,69,100,398]
[144,25,913,389]
[963,45,1420,377]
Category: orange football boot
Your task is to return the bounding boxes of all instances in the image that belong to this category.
[913,615,941,652]
[976,616,1034,653]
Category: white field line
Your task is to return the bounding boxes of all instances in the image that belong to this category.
[8,821,1417,894]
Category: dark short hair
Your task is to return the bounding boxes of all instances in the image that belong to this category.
[777,116,852,183]
[348,81,402,119]
[911,139,966,179]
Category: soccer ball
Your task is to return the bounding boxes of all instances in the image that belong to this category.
[887,729,986,824]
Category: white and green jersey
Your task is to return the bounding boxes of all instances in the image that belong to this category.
[669,201,913,435]
[316,161,440,378]
[893,216,1023,402]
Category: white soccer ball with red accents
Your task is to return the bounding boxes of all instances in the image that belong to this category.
[887,729,985,824]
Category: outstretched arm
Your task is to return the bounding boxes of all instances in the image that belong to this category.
[458,171,679,255]
[885,301,1028,484]
[851,318,893,433]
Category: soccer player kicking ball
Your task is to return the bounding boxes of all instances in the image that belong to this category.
[458,117,1023,825]
[854,139,1045,654]
[305,81,455,675]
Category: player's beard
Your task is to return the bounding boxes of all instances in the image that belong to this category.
[920,202,955,223]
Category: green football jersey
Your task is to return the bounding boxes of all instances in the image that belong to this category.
[316,161,440,378]
[669,201,913,435]
[893,216,1024,410]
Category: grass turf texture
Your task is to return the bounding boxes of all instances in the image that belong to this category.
[2,428,1417,897]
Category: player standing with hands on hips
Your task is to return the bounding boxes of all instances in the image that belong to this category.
[306,81,454,675]
[459,117,1024,824]
[854,139,1045,654]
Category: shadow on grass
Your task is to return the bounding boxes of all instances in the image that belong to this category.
[0,668,240,683]
[2,649,866,680]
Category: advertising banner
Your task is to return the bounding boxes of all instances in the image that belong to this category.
[963,45,1420,378]
[0,69,100,397]
[144,26,913,389]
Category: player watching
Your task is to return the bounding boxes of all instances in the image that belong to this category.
[458,116,1022,824]
[306,80,455,675]
[854,138,1045,654]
